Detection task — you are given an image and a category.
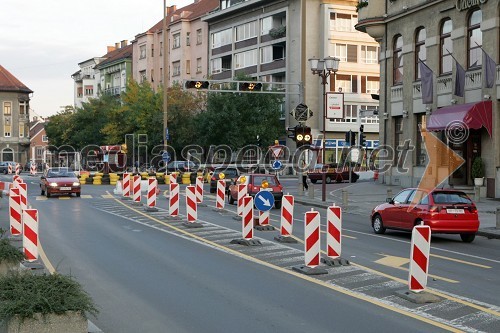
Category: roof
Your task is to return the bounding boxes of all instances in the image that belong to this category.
[0,65,33,93]
[96,44,133,68]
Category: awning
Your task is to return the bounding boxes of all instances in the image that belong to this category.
[426,100,492,137]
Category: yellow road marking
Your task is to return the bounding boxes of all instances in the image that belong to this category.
[374,255,458,284]
[36,196,47,201]
[101,194,113,198]
[38,244,55,274]
[430,253,491,269]
[59,197,71,200]
[80,195,92,199]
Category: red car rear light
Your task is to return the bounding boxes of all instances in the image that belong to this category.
[469,205,478,213]
[429,205,441,213]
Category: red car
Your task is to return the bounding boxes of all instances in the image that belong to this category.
[228,174,283,209]
[371,188,479,242]
[40,167,81,198]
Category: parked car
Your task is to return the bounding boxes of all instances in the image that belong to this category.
[228,174,283,209]
[40,167,81,198]
[158,160,198,173]
[370,188,479,242]
[307,164,359,183]
[209,167,239,193]
[0,161,20,174]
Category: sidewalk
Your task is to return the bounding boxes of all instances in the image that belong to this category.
[288,176,500,240]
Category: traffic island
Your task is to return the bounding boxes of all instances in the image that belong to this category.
[395,290,442,304]
[321,257,350,267]
[274,235,298,243]
[292,265,328,276]
[230,239,262,246]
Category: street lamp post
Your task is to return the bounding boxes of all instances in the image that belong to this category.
[308,56,340,202]
[163,0,168,151]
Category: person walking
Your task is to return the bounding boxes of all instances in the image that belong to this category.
[301,161,309,191]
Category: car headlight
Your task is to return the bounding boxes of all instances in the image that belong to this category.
[73,182,80,186]
[49,182,58,187]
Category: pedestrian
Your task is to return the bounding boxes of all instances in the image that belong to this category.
[302,161,309,191]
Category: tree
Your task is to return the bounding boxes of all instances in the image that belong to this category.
[193,76,284,148]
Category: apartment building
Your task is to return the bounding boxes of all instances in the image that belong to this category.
[71,57,105,108]
[357,0,499,197]
[0,65,32,164]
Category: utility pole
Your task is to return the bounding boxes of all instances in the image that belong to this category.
[163,0,168,150]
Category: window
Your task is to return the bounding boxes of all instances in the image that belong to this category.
[4,124,11,137]
[416,114,427,166]
[211,58,222,74]
[467,10,482,68]
[196,29,202,45]
[42,135,48,142]
[19,101,27,115]
[3,102,11,115]
[186,60,190,74]
[139,45,146,59]
[415,27,426,80]
[151,44,154,57]
[160,41,163,56]
[139,70,146,83]
[235,21,257,42]
[394,116,404,164]
[260,46,273,64]
[77,87,83,98]
[36,147,44,157]
[360,105,379,124]
[19,123,25,137]
[84,85,93,96]
[361,45,378,64]
[172,61,181,76]
[393,35,403,85]
[211,29,231,48]
[261,16,272,35]
[335,74,357,93]
[186,32,190,46]
[235,49,257,69]
[331,104,357,123]
[330,13,357,32]
[334,44,357,63]
[361,76,379,94]
[173,33,181,49]
[151,69,154,82]
[196,58,202,73]
[440,19,452,74]
[393,189,412,204]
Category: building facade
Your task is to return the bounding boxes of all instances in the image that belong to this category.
[96,41,133,97]
[29,116,49,167]
[71,57,105,108]
[0,65,32,164]
[357,0,499,198]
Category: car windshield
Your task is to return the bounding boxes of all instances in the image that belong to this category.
[252,176,278,186]
[432,192,472,204]
[47,168,75,178]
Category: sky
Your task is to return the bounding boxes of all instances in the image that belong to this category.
[1,0,193,119]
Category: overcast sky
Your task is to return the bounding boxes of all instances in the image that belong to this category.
[1,0,193,119]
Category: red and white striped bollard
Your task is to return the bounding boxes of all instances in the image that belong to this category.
[274,194,296,243]
[169,183,179,217]
[237,184,247,216]
[184,185,202,227]
[408,225,431,292]
[304,209,321,267]
[169,173,177,184]
[17,182,28,211]
[8,164,12,174]
[146,177,157,211]
[259,210,269,226]
[23,209,39,262]
[132,175,141,203]
[15,163,20,175]
[122,173,131,198]
[30,163,37,175]
[242,196,254,239]
[216,179,225,210]
[9,191,22,236]
[326,205,342,259]
[195,176,204,204]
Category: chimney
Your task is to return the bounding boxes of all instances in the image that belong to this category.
[115,42,120,49]
[107,46,116,53]
[121,40,128,48]
[167,5,177,15]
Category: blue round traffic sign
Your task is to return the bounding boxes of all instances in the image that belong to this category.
[271,160,283,170]
[254,191,275,211]
[162,152,171,163]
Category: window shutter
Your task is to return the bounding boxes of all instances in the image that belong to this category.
[361,76,366,93]
[352,75,358,93]
[347,45,357,63]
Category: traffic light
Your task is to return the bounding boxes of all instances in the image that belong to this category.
[185,80,209,89]
[294,125,312,147]
[287,126,296,140]
[303,126,312,145]
[345,130,352,145]
[239,82,263,91]
[350,131,356,146]
[359,125,366,147]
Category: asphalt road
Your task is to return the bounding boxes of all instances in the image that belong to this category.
[2,175,499,332]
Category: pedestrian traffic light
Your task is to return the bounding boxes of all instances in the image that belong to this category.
[185,80,210,89]
[359,125,366,147]
[239,82,263,91]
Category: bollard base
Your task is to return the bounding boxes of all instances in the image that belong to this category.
[274,235,297,244]
[197,203,207,207]
[121,196,132,201]
[183,222,203,228]
[132,202,142,206]
[166,215,182,221]
[232,215,242,221]
[292,265,328,275]
[254,225,275,231]
[230,238,262,246]
[21,260,44,271]
[144,207,158,212]
[7,235,22,242]
[321,257,350,267]
[395,290,442,304]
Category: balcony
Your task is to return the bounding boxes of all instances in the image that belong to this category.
[355,0,386,40]
[104,86,123,96]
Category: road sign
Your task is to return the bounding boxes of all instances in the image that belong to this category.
[254,190,275,212]
[271,160,283,170]
[165,128,170,140]
[269,145,284,158]
[162,152,171,163]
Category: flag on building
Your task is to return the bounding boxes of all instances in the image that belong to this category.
[419,60,433,104]
[454,59,465,97]
[482,49,497,88]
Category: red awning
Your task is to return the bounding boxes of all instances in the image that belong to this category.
[426,100,492,137]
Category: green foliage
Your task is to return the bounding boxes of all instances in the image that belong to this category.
[356,1,368,12]
[269,26,286,38]
[194,75,284,149]
[0,271,98,321]
[471,157,484,178]
[0,229,24,264]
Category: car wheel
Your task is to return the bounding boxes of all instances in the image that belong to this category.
[274,201,282,209]
[460,233,475,243]
[311,179,317,184]
[372,215,386,234]
[325,176,332,184]
[76,192,81,197]
[335,175,343,183]
[229,195,235,205]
